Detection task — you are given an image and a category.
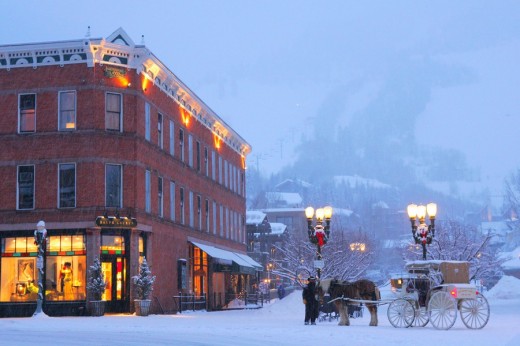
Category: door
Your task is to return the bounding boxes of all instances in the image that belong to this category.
[101,256,128,313]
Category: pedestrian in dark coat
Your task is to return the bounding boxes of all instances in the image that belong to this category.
[302,276,319,325]
[277,284,285,299]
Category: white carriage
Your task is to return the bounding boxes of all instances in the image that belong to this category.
[387,260,490,330]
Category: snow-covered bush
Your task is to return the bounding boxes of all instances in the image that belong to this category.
[87,258,106,301]
[132,258,156,300]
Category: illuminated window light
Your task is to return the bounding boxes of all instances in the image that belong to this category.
[66,122,75,129]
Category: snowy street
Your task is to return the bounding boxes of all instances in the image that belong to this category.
[1,276,520,346]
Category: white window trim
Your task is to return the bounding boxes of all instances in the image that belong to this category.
[18,93,36,134]
[58,90,77,131]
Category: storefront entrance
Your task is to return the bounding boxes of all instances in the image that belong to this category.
[100,229,129,313]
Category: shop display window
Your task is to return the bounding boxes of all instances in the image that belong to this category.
[45,256,86,301]
[101,234,125,254]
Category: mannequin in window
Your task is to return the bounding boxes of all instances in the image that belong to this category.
[60,262,73,300]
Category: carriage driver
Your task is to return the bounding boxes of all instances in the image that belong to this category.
[302,276,320,325]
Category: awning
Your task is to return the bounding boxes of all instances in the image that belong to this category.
[190,241,260,274]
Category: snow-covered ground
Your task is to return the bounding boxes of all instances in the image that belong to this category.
[2,276,520,346]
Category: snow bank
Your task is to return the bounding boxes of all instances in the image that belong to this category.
[486,275,520,300]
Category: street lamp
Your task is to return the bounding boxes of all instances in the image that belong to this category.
[407,203,437,260]
[33,220,47,316]
[305,206,333,279]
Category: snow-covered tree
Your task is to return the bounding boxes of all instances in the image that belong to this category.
[403,220,504,287]
[132,258,156,300]
[87,258,106,301]
[505,169,520,218]
[271,227,374,282]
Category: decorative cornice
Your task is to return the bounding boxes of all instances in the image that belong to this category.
[0,28,251,158]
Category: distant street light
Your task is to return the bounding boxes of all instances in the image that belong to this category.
[305,206,333,280]
[407,203,437,260]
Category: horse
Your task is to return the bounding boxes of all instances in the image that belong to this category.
[317,278,380,326]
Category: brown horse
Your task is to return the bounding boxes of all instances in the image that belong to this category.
[317,278,380,326]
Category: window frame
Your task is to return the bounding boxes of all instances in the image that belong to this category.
[18,93,36,133]
[105,164,122,208]
[58,163,76,209]
[105,92,123,132]
[58,90,77,131]
[17,165,35,210]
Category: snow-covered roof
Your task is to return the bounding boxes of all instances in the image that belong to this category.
[269,222,287,235]
[333,175,392,189]
[500,246,520,270]
[246,211,267,226]
[266,192,303,207]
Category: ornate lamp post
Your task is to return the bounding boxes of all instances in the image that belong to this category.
[33,220,47,316]
[407,203,437,260]
[305,206,333,280]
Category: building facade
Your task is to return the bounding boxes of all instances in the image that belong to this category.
[0,28,257,317]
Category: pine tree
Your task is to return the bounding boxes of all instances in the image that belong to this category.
[87,258,106,301]
[132,258,156,300]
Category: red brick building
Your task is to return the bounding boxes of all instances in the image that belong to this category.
[0,28,258,317]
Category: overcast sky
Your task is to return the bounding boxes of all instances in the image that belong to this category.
[2,0,519,195]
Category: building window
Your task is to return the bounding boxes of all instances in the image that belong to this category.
[17,165,34,210]
[46,232,86,301]
[179,129,185,162]
[212,201,217,235]
[189,191,194,228]
[219,205,224,237]
[158,113,163,149]
[58,163,76,208]
[188,135,193,168]
[196,141,201,172]
[105,164,122,208]
[204,147,209,176]
[211,151,216,181]
[145,102,151,141]
[106,92,122,131]
[197,195,202,230]
[19,94,36,133]
[158,176,163,217]
[169,120,175,156]
[218,156,222,185]
[59,91,76,131]
[205,199,209,232]
[170,181,175,221]
[180,188,185,225]
[224,160,228,188]
[145,170,151,213]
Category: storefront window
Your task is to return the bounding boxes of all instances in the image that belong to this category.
[45,232,86,301]
[101,233,125,254]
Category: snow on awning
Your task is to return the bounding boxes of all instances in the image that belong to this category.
[190,241,259,272]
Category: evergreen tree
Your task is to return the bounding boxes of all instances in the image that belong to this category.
[87,258,106,301]
[132,258,156,300]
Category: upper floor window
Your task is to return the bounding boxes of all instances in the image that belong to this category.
[179,129,185,162]
[170,181,175,221]
[158,176,163,217]
[17,165,34,210]
[59,163,76,208]
[204,147,209,176]
[169,120,175,156]
[188,135,193,168]
[145,103,151,141]
[196,141,201,172]
[19,94,36,133]
[105,164,122,208]
[180,187,185,225]
[145,170,151,213]
[59,91,76,131]
[158,113,163,149]
[106,93,122,131]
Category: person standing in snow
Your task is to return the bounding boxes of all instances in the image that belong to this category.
[302,276,319,325]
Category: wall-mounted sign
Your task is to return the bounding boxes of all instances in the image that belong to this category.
[104,66,126,78]
[95,216,137,228]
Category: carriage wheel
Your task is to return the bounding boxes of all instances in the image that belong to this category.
[459,295,490,329]
[387,299,414,328]
[412,306,429,327]
[428,291,457,330]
